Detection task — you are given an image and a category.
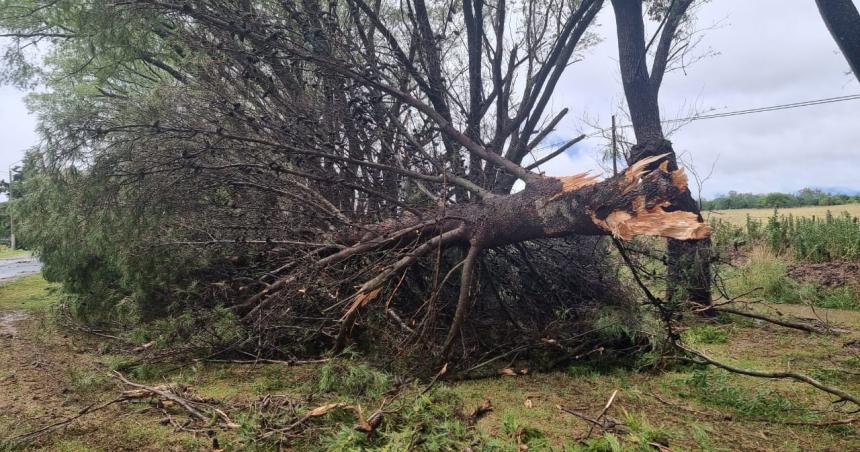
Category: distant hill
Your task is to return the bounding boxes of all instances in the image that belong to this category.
[703,188,860,210]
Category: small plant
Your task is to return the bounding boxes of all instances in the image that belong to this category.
[819,286,860,310]
[65,367,108,394]
[500,410,549,449]
[622,412,672,451]
[317,361,392,399]
[572,433,623,452]
[684,325,730,345]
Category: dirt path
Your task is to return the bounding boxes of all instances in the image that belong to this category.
[0,310,28,337]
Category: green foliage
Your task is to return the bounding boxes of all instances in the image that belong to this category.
[712,210,860,262]
[722,250,799,302]
[129,306,245,355]
[818,286,860,310]
[720,248,860,310]
[317,386,473,451]
[318,360,392,399]
[500,410,548,449]
[572,433,623,452]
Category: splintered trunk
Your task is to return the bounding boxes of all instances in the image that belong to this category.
[611,0,712,311]
[629,141,712,309]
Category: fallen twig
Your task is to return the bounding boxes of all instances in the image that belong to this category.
[10,396,133,445]
[712,305,845,335]
[111,370,209,421]
[586,389,619,439]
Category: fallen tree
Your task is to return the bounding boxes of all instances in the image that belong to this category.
[238,153,709,359]
[2,0,712,370]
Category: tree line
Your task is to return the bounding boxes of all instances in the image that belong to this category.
[703,188,860,211]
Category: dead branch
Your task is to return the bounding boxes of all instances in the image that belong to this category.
[712,305,844,335]
[680,346,860,407]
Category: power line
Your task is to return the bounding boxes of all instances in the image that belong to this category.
[587,93,860,137]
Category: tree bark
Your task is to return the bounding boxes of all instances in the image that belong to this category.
[815,0,860,81]
[611,0,713,309]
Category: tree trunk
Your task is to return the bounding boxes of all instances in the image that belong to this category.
[815,0,860,81]
[611,0,713,309]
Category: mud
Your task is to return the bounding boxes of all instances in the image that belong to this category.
[0,310,28,337]
[788,261,860,293]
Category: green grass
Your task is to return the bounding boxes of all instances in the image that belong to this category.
[683,325,730,345]
[0,274,58,311]
[720,246,860,310]
[679,369,799,419]
[0,246,28,259]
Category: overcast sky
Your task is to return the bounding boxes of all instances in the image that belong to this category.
[1,0,858,200]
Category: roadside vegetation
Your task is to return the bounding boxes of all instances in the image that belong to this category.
[709,209,860,311]
[0,246,28,260]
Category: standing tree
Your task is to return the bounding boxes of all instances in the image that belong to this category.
[610,0,712,310]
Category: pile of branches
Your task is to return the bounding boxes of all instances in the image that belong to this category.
[240,236,644,373]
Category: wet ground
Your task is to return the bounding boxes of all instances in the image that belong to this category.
[0,255,41,337]
[0,254,41,283]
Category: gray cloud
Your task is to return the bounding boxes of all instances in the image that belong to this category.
[545,0,860,198]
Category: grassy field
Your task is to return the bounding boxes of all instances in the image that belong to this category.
[706,203,860,225]
[1,276,859,450]
[0,246,29,259]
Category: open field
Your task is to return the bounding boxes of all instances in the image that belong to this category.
[706,203,860,225]
[1,275,859,451]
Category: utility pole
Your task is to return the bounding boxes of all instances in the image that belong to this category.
[7,164,16,250]
[611,114,618,176]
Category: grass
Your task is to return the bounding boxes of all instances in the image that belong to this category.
[707,203,860,225]
[0,276,858,450]
[0,246,28,259]
[720,245,860,310]
[0,274,58,311]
